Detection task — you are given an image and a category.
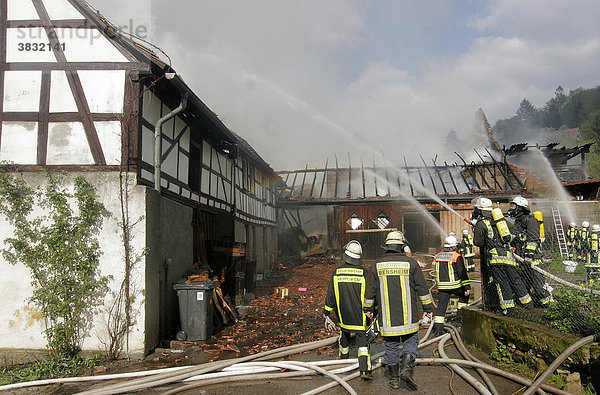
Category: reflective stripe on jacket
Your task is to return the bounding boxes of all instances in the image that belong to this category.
[434,250,471,290]
[365,251,433,337]
[324,263,371,331]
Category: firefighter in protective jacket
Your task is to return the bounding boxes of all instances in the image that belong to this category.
[364,231,433,391]
[580,221,591,263]
[459,229,476,272]
[566,222,578,260]
[323,240,374,380]
[432,234,471,337]
[586,224,600,282]
[508,196,552,307]
[472,197,533,315]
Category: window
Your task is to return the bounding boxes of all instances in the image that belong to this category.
[346,213,363,230]
[374,212,391,229]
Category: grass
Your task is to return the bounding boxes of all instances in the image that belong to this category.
[0,355,101,385]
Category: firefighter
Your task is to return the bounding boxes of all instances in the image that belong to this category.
[580,221,591,263]
[432,234,471,337]
[364,231,433,391]
[586,224,600,282]
[472,196,533,315]
[460,229,476,272]
[508,196,552,307]
[566,222,578,260]
[323,240,374,380]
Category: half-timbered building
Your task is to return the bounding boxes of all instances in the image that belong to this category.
[0,0,278,357]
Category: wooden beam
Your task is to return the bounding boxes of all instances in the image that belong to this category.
[347,228,397,234]
[32,0,106,165]
[37,70,51,164]
[0,62,146,71]
[319,158,328,199]
[0,0,6,145]
[2,112,121,122]
[6,19,90,28]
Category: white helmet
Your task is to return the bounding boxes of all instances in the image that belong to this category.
[472,197,493,211]
[384,231,406,245]
[462,229,469,235]
[583,221,590,228]
[444,235,459,249]
[511,196,529,210]
[343,240,362,265]
[592,224,600,232]
[569,222,576,227]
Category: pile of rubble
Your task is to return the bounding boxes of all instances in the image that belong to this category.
[203,258,339,361]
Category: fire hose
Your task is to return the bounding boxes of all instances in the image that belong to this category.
[77,336,338,395]
[513,253,600,296]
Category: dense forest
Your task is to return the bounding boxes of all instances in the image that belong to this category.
[491,85,600,178]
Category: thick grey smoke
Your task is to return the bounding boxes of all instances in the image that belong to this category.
[90,0,600,170]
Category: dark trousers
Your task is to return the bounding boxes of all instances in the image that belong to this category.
[433,288,469,333]
[383,332,419,365]
[489,264,533,312]
[520,263,551,306]
[339,330,371,373]
[465,256,475,271]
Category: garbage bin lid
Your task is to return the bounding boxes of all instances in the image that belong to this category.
[173,281,216,291]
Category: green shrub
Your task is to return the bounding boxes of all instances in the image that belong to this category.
[543,285,600,336]
[490,345,513,364]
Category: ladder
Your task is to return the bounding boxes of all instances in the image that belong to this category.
[552,206,568,257]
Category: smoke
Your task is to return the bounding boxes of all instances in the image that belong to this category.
[88,0,600,170]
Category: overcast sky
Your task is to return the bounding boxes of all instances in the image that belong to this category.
[88,0,600,170]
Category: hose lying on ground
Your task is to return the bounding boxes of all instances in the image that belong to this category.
[437,333,492,395]
[444,324,500,395]
[416,358,569,395]
[523,334,597,395]
[77,336,338,395]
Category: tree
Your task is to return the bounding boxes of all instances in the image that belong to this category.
[579,110,600,178]
[516,98,537,121]
[0,171,109,357]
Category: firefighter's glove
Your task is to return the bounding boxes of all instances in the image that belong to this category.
[324,315,337,332]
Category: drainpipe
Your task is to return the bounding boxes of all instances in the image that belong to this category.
[154,76,188,192]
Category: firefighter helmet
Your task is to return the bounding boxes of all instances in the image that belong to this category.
[383,230,407,252]
[569,222,576,228]
[342,240,362,265]
[462,229,469,235]
[583,221,590,228]
[592,224,600,232]
[511,196,529,210]
[443,235,459,249]
[384,231,406,245]
[472,197,493,211]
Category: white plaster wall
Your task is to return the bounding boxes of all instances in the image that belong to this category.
[7,0,40,20]
[6,28,56,63]
[0,122,38,164]
[55,28,129,63]
[49,71,79,112]
[43,0,85,20]
[95,121,122,165]
[3,71,42,112]
[78,70,125,113]
[47,122,94,165]
[0,172,148,355]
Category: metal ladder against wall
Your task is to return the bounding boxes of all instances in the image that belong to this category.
[552,206,568,257]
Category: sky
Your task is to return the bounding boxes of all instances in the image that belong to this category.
[88,0,600,171]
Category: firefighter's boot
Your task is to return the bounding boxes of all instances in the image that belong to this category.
[386,363,400,389]
[399,353,418,391]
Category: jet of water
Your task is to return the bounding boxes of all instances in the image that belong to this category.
[507,149,576,223]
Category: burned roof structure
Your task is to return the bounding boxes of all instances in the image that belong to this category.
[276,150,524,207]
